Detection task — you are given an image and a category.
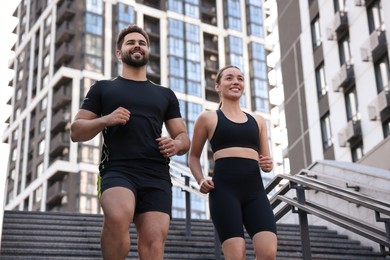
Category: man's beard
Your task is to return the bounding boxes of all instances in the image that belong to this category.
[121,52,149,67]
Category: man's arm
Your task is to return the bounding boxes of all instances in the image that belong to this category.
[160,118,190,156]
[70,107,130,142]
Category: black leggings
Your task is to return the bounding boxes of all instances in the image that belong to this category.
[209,157,277,243]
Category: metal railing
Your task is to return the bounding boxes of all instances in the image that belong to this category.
[170,162,390,259]
[266,169,390,259]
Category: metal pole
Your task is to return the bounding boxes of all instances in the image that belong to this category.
[296,185,312,260]
[184,175,191,237]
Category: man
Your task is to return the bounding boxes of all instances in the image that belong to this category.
[70,24,190,260]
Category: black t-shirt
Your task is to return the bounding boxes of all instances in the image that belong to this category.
[80,76,182,179]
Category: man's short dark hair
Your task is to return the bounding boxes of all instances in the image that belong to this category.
[116,24,150,50]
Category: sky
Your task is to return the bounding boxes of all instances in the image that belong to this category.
[0,1,20,210]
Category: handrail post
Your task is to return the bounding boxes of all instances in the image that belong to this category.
[296,185,312,260]
[183,175,191,237]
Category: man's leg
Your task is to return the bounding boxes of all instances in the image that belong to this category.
[134,211,170,260]
[100,187,136,260]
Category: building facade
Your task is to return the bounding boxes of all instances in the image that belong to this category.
[276,0,390,174]
[2,0,276,217]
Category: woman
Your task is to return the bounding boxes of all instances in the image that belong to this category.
[188,65,277,260]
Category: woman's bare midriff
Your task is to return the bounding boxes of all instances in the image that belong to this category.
[213,147,259,161]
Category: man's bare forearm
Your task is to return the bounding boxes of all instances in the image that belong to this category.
[70,117,107,142]
[173,132,190,155]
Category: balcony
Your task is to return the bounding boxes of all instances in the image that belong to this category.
[203,34,218,54]
[201,5,217,26]
[56,20,75,45]
[327,11,349,41]
[56,0,75,25]
[361,29,387,62]
[52,83,72,111]
[332,64,355,92]
[54,41,75,67]
[51,109,71,134]
[50,131,70,157]
[368,88,390,121]
[46,180,68,205]
[338,120,362,147]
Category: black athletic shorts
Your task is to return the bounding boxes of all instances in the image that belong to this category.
[209,157,277,243]
[98,169,172,217]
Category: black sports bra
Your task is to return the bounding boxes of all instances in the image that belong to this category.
[209,110,260,153]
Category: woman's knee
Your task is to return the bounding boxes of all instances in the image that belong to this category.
[222,237,246,260]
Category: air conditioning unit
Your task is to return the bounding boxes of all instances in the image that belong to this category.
[377,89,390,112]
[368,103,378,121]
[360,46,370,62]
[338,130,347,147]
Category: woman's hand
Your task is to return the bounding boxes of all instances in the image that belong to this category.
[198,178,215,194]
[259,154,273,172]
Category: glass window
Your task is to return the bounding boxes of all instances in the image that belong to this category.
[321,113,333,150]
[383,118,390,138]
[249,24,263,38]
[169,38,184,57]
[36,162,44,178]
[34,186,42,203]
[168,0,183,13]
[43,54,50,68]
[86,0,103,14]
[351,141,363,162]
[315,63,327,97]
[186,42,200,61]
[253,78,268,98]
[85,56,103,72]
[187,81,201,97]
[118,3,134,23]
[228,36,243,55]
[186,61,201,81]
[86,13,103,36]
[45,14,52,28]
[86,34,103,56]
[44,34,51,48]
[41,96,48,111]
[39,117,46,133]
[38,139,45,155]
[169,19,184,38]
[345,88,359,122]
[185,2,199,18]
[252,60,267,79]
[185,23,199,43]
[333,0,346,12]
[311,16,322,49]
[254,97,269,113]
[225,0,241,31]
[169,57,185,77]
[367,0,384,33]
[374,54,390,93]
[338,34,351,66]
[169,77,185,93]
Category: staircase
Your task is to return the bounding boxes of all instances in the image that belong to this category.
[1,210,387,259]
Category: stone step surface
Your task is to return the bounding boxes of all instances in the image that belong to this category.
[1,210,387,260]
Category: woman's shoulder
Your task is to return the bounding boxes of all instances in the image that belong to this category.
[195,110,217,125]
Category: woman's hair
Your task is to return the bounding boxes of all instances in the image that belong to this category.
[116,24,150,50]
[214,65,242,84]
[214,65,242,108]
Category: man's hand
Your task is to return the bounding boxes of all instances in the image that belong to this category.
[105,107,131,126]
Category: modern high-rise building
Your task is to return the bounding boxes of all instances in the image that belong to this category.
[274,0,390,174]
[2,0,275,217]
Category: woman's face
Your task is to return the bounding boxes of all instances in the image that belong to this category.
[215,67,245,100]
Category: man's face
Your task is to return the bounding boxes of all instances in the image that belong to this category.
[119,32,149,67]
